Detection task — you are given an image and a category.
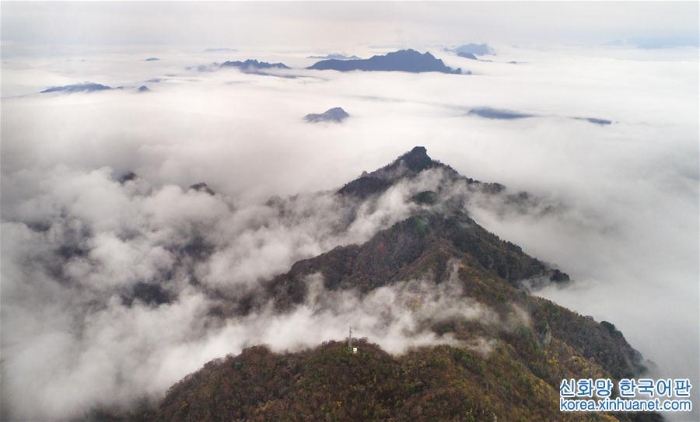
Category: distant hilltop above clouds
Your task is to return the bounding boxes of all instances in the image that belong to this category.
[307,53,361,61]
[220,59,290,71]
[452,43,496,56]
[304,107,350,123]
[308,49,464,74]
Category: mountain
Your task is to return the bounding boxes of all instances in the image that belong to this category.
[458,52,478,60]
[454,43,496,56]
[468,107,535,120]
[304,107,350,123]
[468,108,614,125]
[308,53,361,60]
[156,336,657,422]
[220,59,290,72]
[41,82,112,93]
[308,49,462,74]
[575,117,613,125]
[336,146,502,200]
[140,146,657,422]
[337,146,452,198]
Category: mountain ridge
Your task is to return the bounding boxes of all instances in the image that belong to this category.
[81,147,657,422]
[308,49,463,74]
[337,146,503,199]
[220,59,290,72]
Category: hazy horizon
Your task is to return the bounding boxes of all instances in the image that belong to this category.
[2,2,698,52]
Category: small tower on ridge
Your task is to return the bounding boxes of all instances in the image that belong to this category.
[347,327,357,354]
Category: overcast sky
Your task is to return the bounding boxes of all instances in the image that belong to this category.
[2,1,698,52]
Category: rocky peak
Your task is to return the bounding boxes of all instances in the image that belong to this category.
[397,146,433,172]
[337,146,441,198]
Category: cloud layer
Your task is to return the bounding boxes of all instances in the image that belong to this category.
[2,43,698,420]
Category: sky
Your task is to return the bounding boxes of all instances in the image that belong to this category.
[1,2,698,52]
[1,2,699,421]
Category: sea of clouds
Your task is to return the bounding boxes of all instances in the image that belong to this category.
[1,44,697,420]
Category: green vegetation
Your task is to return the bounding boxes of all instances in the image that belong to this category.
[151,210,657,421]
[265,211,567,311]
[109,149,659,421]
[411,190,438,205]
[155,339,657,422]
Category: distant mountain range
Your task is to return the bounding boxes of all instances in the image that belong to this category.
[457,52,478,60]
[40,83,154,94]
[468,107,534,120]
[108,147,656,422]
[468,107,614,125]
[308,53,361,61]
[41,82,113,93]
[308,49,463,74]
[220,59,290,71]
[189,49,466,75]
[453,43,496,56]
[34,80,614,127]
[574,117,613,125]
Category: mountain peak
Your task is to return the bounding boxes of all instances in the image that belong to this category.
[408,145,427,155]
[399,146,432,172]
[338,146,441,197]
[381,145,440,177]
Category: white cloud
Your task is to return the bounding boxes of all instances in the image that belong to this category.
[1,40,697,421]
